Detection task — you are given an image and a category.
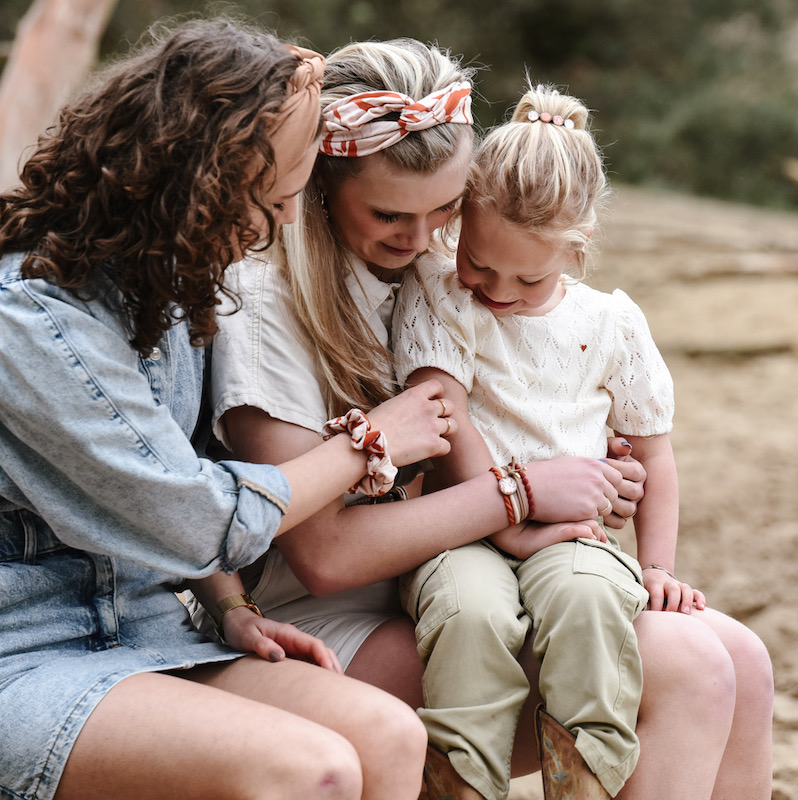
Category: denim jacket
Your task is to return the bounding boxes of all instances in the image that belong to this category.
[0,252,290,582]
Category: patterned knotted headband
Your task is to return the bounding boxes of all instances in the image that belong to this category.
[319,80,473,158]
[268,45,326,172]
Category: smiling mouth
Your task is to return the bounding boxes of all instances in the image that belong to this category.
[383,244,416,257]
[476,291,516,310]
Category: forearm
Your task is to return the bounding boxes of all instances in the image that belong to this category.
[282,453,620,593]
[621,433,679,570]
[279,470,509,594]
[275,432,369,533]
[186,571,250,613]
[406,367,494,486]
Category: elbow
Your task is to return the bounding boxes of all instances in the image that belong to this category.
[291,560,354,596]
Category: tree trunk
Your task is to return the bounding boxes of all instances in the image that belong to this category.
[0,0,118,191]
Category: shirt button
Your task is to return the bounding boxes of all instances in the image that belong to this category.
[149,347,162,361]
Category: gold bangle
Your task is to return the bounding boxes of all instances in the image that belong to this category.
[210,593,263,631]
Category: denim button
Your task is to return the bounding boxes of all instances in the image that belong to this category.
[149,347,162,361]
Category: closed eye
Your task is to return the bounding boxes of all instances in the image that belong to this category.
[374,210,400,223]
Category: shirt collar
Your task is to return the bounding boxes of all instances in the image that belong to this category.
[344,254,402,317]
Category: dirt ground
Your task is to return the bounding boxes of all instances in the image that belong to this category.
[509,185,798,799]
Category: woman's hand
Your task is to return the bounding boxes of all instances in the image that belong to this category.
[522,456,623,523]
[489,519,606,560]
[221,608,342,672]
[643,568,706,614]
[368,379,456,466]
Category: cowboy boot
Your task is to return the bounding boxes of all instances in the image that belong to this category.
[422,743,485,800]
[536,706,610,800]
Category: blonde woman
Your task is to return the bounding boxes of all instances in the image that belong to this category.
[195,39,773,799]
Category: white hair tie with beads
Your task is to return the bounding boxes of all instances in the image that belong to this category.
[527,110,575,129]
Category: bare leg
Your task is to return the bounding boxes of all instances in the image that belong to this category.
[695,608,773,800]
[347,616,425,708]
[617,611,736,799]
[512,634,543,777]
[190,656,428,799]
[55,657,426,800]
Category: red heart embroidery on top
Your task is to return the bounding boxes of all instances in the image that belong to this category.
[580,344,587,351]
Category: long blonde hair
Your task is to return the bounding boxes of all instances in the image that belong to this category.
[467,82,609,278]
[279,39,475,416]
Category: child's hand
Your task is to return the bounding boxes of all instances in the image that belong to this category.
[221,607,342,672]
[602,437,646,529]
[489,519,606,560]
[643,568,707,614]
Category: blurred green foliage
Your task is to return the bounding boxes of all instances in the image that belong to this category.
[3,0,798,208]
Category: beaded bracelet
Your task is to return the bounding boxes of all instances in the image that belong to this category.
[323,408,397,496]
[513,460,535,520]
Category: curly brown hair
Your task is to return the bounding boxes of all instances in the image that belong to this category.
[0,17,299,355]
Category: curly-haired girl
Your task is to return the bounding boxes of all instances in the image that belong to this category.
[0,17,452,800]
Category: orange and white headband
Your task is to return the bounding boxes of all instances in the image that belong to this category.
[319,80,473,158]
[268,45,325,172]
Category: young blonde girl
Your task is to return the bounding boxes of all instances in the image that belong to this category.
[393,83,706,799]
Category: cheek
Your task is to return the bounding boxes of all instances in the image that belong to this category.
[523,281,556,305]
[340,212,383,248]
[456,263,475,289]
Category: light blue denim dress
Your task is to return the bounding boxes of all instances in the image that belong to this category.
[0,253,292,800]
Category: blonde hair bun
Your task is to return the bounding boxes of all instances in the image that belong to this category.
[511,84,588,131]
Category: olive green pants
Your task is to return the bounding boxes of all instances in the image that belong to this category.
[401,537,648,799]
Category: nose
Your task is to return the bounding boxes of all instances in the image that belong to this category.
[399,217,432,253]
[480,273,514,303]
[272,196,298,226]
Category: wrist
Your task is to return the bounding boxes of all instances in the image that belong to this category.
[489,460,535,525]
[210,593,263,635]
[323,408,397,496]
[642,564,677,580]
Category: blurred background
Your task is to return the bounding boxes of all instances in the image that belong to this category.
[2,2,797,797]
[3,0,798,207]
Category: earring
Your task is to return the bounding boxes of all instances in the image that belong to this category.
[319,191,329,220]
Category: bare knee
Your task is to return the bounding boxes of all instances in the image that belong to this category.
[688,631,738,722]
[261,734,363,800]
[362,692,428,773]
[638,613,737,732]
[726,623,774,718]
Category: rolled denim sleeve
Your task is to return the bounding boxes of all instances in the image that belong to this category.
[0,258,288,578]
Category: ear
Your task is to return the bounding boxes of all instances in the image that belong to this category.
[312,172,327,195]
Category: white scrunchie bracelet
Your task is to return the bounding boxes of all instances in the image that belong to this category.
[323,409,397,497]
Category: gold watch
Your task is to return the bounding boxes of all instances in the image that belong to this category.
[211,593,263,632]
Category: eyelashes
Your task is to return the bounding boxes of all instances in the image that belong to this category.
[372,200,459,225]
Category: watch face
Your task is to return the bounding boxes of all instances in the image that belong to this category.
[498,476,517,495]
